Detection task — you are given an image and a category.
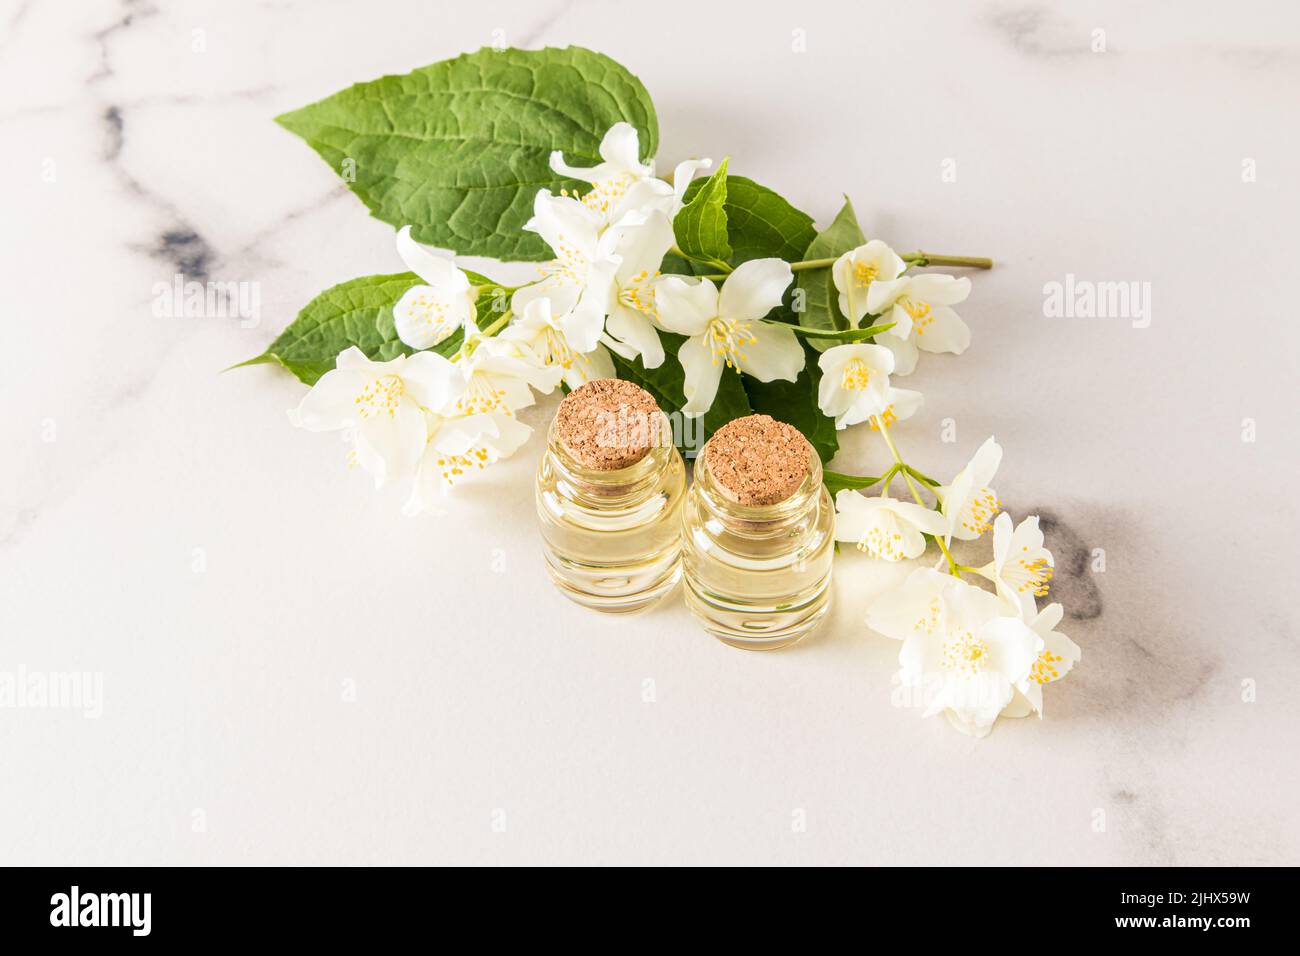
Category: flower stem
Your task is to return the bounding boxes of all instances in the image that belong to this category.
[788,252,993,272]
[670,245,732,274]
[479,308,513,337]
[824,469,889,493]
[873,415,961,576]
[450,308,512,362]
[904,252,994,269]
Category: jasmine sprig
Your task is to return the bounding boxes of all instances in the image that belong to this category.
[872,416,962,577]
[695,252,993,283]
[789,252,994,272]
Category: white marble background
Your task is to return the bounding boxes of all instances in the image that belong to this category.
[2,0,1297,865]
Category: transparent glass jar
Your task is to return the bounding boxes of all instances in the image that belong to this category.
[536,409,685,613]
[682,439,835,649]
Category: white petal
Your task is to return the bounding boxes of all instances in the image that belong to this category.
[614,210,675,280]
[968,436,1003,488]
[678,333,725,416]
[909,273,971,306]
[865,276,909,315]
[511,277,579,321]
[430,412,501,457]
[817,365,853,421]
[832,242,905,324]
[719,258,793,322]
[991,511,1014,566]
[610,178,675,223]
[1029,602,1065,632]
[736,321,804,383]
[561,343,616,389]
[929,670,1013,732]
[880,387,924,424]
[866,567,952,642]
[334,345,378,372]
[400,350,467,413]
[979,617,1045,684]
[605,306,666,368]
[670,158,712,206]
[655,276,718,336]
[549,149,604,183]
[526,190,600,258]
[353,402,427,489]
[914,305,971,355]
[876,332,919,377]
[287,365,366,431]
[1010,514,1047,555]
[1001,690,1036,719]
[393,284,472,350]
[567,258,620,351]
[598,122,647,173]
[395,226,470,291]
[890,498,948,537]
[832,490,872,541]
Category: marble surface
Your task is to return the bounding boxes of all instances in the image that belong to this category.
[2,0,1298,865]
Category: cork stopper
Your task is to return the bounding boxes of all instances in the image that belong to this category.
[703,414,811,506]
[555,379,662,470]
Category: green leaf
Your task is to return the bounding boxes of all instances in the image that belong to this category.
[608,332,752,458]
[722,176,817,265]
[794,195,866,352]
[823,470,883,499]
[741,341,839,463]
[275,46,658,261]
[234,271,505,385]
[673,157,731,267]
[678,174,816,267]
[786,320,895,342]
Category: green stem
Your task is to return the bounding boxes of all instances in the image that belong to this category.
[903,464,940,487]
[904,252,994,270]
[670,245,732,274]
[788,251,993,272]
[878,463,899,497]
[479,308,513,337]
[873,415,960,577]
[451,308,512,362]
[785,321,895,342]
[823,469,889,493]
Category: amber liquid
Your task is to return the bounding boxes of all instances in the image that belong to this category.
[536,419,685,613]
[681,453,834,649]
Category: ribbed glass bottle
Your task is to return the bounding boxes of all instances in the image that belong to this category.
[681,416,834,649]
[535,380,685,613]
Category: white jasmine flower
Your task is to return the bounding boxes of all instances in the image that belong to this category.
[655,259,804,416]
[831,240,905,326]
[866,566,956,644]
[936,436,1002,542]
[288,347,465,488]
[1006,602,1081,718]
[867,387,925,431]
[834,490,948,562]
[550,122,711,226]
[602,210,676,369]
[866,273,971,375]
[975,513,1054,617]
[816,343,895,429]
[391,226,477,350]
[869,568,1043,738]
[403,408,532,516]
[499,297,615,390]
[511,191,621,333]
[455,317,564,415]
[400,322,562,513]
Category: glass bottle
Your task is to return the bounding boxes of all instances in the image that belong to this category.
[536,380,686,613]
[682,415,834,649]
